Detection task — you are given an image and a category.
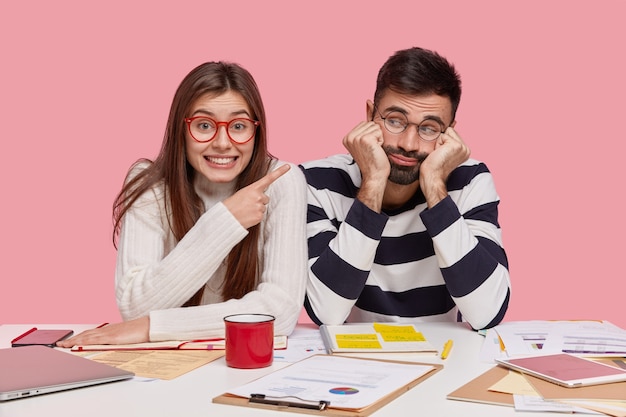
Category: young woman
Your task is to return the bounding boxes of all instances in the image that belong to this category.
[59,62,307,346]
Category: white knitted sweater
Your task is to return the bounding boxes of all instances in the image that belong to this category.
[114,161,308,341]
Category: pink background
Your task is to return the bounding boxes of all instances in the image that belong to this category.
[1,1,624,328]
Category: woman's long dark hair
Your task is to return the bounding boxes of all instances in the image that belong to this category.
[112,62,272,305]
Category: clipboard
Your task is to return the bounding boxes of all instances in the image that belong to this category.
[213,355,442,417]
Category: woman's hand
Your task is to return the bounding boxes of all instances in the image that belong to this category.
[223,164,290,229]
[56,316,150,348]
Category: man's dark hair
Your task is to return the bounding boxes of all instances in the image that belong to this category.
[374,47,462,121]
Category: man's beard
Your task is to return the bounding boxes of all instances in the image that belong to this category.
[383,146,428,185]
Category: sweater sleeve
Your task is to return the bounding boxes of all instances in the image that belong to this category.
[115,183,248,321]
[305,191,388,325]
[420,169,511,330]
[148,163,308,341]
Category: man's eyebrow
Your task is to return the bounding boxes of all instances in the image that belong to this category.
[380,105,408,115]
[421,114,446,127]
[381,106,446,127]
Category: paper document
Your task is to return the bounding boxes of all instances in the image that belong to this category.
[90,350,223,380]
[479,328,508,363]
[273,326,327,363]
[513,395,603,414]
[488,370,539,396]
[493,320,626,357]
[561,400,626,417]
[226,355,436,410]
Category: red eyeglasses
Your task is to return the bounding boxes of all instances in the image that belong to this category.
[185,117,259,144]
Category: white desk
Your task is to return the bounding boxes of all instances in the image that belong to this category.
[0,322,559,417]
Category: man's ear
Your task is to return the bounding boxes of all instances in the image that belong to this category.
[366,100,375,121]
[450,120,457,128]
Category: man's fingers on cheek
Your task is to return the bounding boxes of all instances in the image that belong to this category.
[445,128,461,141]
[366,125,382,137]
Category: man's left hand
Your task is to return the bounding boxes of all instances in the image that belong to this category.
[419,127,470,207]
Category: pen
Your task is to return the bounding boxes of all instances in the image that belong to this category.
[96,323,109,329]
[441,339,453,360]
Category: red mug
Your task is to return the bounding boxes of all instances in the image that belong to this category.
[224,314,275,369]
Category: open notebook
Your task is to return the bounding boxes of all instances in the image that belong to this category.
[0,345,134,401]
[70,334,288,351]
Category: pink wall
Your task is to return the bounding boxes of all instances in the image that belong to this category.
[1,1,624,329]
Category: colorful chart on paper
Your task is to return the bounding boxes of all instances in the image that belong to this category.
[329,387,359,395]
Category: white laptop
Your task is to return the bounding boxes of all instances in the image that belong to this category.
[0,345,134,401]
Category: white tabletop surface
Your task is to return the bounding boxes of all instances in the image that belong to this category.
[0,322,564,417]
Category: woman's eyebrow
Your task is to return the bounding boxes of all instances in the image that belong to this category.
[190,109,251,118]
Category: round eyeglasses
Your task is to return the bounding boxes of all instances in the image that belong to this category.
[374,107,445,142]
[184,117,260,144]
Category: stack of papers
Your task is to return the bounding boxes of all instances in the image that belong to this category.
[492,320,626,358]
[479,320,626,363]
[455,320,626,416]
[449,360,626,416]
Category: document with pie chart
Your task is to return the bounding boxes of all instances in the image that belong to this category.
[215,354,442,415]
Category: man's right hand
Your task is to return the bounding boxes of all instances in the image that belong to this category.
[342,121,389,212]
